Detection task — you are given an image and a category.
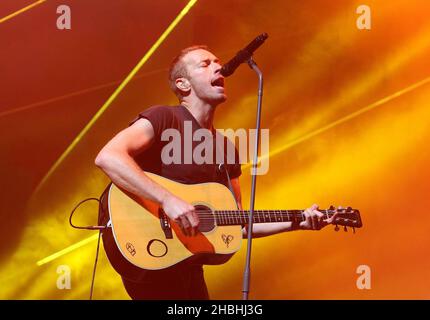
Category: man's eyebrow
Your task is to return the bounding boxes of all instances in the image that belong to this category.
[199,58,221,64]
[200,58,211,64]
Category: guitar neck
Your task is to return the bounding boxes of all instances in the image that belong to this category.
[212,210,334,226]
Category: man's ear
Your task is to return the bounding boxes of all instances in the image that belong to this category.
[175,78,191,93]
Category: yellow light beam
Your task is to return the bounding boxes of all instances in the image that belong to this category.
[243,76,430,171]
[36,233,99,266]
[37,76,430,266]
[0,0,47,24]
[34,0,198,193]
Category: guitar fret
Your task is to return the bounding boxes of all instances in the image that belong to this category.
[216,208,340,226]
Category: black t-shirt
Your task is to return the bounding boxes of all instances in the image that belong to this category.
[129,105,242,187]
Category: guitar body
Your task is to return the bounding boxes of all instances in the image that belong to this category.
[101,172,242,279]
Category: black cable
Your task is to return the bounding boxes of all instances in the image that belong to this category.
[69,197,106,230]
[89,229,102,300]
[69,197,107,299]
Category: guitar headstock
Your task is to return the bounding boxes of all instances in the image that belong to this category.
[329,206,362,232]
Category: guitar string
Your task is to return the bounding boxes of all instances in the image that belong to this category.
[159,210,355,225]
[165,212,352,221]
[185,211,341,218]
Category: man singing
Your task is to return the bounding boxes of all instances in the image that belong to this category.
[95,45,337,299]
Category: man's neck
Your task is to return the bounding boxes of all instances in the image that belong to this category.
[181,100,216,130]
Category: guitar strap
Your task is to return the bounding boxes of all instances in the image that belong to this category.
[218,163,239,210]
[213,129,240,210]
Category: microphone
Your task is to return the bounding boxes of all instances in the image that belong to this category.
[220,33,268,77]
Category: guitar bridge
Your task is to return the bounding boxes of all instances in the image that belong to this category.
[159,208,173,239]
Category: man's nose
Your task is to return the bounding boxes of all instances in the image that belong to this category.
[214,63,222,75]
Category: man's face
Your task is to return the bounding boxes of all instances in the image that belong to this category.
[180,49,226,104]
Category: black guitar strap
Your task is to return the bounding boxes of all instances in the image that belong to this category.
[213,128,240,210]
[218,163,240,210]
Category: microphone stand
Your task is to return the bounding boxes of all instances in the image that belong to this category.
[242,56,263,300]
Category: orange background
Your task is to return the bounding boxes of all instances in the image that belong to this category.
[1,0,430,299]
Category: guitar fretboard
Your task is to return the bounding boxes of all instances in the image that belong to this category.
[209,210,335,226]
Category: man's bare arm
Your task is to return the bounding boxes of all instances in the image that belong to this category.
[95,118,199,236]
[235,179,338,238]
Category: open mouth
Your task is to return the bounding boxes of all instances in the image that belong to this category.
[211,77,225,88]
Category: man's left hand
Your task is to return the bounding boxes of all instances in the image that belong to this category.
[299,204,340,230]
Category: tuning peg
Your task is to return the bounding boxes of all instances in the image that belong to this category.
[347,206,352,212]
[344,226,348,232]
[334,224,339,231]
[329,205,335,211]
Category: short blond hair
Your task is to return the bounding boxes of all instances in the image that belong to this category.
[168,45,209,100]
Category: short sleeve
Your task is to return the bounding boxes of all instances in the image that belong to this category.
[129,105,174,138]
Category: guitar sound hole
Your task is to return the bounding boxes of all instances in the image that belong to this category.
[195,204,215,233]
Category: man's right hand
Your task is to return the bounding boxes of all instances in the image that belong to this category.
[161,194,199,236]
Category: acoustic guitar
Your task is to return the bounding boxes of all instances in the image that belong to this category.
[100,172,362,278]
